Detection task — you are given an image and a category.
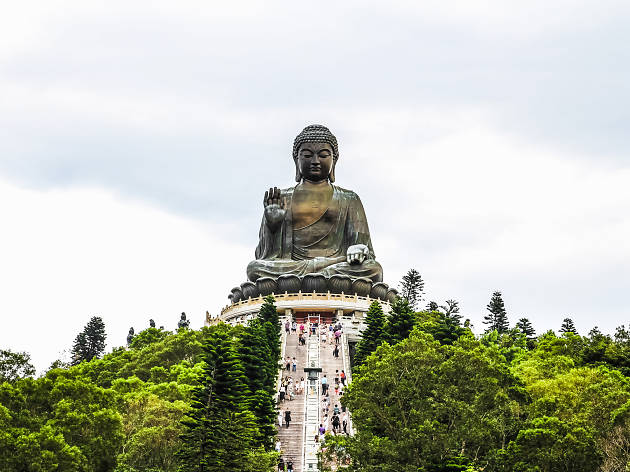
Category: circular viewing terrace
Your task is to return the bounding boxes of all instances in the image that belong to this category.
[215,291,392,326]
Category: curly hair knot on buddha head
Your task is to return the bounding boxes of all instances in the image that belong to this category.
[293,124,339,182]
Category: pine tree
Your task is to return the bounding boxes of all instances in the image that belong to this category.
[354,301,387,365]
[240,321,276,393]
[178,328,256,471]
[247,389,277,451]
[440,299,462,325]
[257,296,281,366]
[483,291,509,334]
[71,316,106,365]
[560,317,577,334]
[386,298,416,345]
[399,269,424,310]
[426,301,439,311]
[516,318,536,338]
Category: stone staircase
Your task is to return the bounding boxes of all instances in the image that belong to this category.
[276,319,356,471]
[277,325,308,471]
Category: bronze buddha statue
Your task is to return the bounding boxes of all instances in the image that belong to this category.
[246,125,383,283]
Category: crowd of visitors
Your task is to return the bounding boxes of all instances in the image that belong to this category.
[276,318,350,471]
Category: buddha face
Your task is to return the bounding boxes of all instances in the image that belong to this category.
[296,142,334,182]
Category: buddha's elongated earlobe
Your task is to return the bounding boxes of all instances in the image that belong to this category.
[329,160,336,183]
[294,158,302,182]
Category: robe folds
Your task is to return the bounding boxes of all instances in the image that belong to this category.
[246,185,383,282]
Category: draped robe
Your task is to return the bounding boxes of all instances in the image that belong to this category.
[246,185,383,282]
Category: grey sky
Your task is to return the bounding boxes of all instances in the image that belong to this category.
[1,1,628,370]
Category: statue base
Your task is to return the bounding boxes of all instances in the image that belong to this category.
[212,290,393,329]
[227,274,397,305]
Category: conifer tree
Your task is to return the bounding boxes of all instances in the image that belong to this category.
[483,291,509,334]
[238,320,274,394]
[71,316,106,365]
[386,298,416,345]
[354,301,387,365]
[247,389,277,451]
[560,317,577,334]
[257,296,281,365]
[399,269,424,309]
[440,299,462,325]
[426,301,439,311]
[516,317,536,338]
[237,320,278,450]
[178,328,257,471]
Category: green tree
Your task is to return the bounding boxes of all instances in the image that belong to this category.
[560,317,577,334]
[385,298,416,345]
[0,349,35,383]
[483,291,509,334]
[177,326,274,471]
[0,423,86,472]
[440,299,462,326]
[502,416,599,472]
[116,392,188,472]
[426,301,439,311]
[515,318,536,338]
[416,310,467,346]
[257,296,281,366]
[0,371,123,472]
[71,316,107,365]
[399,268,424,309]
[354,301,387,366]
[331,329,526,471]
[237,320,278,450]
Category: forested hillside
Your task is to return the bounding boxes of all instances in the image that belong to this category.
[1,295,629,472]
[323,301,630,472]
[0,296,282,472]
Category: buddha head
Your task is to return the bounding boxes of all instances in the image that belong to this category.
[292,125,339,183]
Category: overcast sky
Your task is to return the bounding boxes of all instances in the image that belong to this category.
[1,1,629,371]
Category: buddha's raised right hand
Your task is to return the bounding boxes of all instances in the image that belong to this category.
[263,186,286,230]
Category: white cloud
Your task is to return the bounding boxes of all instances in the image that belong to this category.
[0,1,628,369]
[0,179,249,372]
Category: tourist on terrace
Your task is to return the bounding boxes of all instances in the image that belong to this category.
[292,357,297,372]
[333,344,339,358]
[284,409,291,428]
[321,374,328,394]
[340,370,346,386]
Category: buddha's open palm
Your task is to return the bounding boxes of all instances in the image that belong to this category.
[347,244,369,264]
[264,186,286,228]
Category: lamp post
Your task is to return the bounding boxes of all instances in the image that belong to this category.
[304,360,322,396]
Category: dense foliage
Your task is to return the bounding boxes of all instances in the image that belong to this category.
[2,288,629,471]
[0,299,281,472]
[324,305,630,472]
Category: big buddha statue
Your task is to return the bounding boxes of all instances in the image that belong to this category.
[246,125,383,283]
